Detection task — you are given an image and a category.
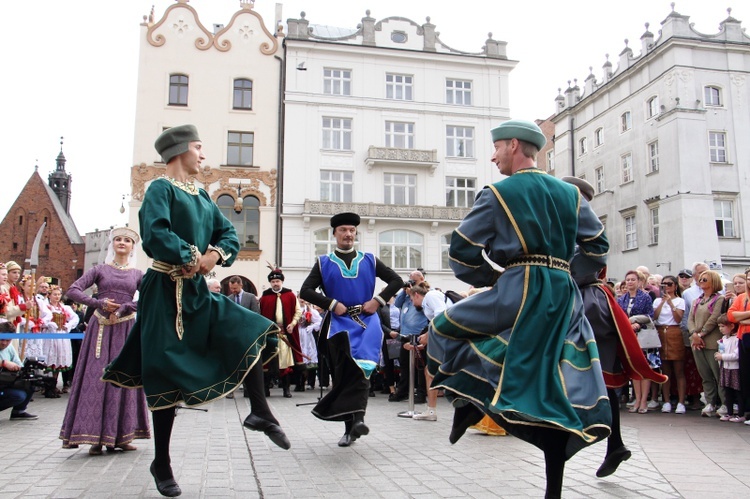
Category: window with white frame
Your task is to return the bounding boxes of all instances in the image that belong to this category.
[446,177,476,208]
[227,131,254,166]
[440,233,451,270]
[546,150,555,171]
[595,167,605,194]
[624,213,637,250]
[169,74,189,106]
[594,128,604,147]
[648,141,659,173]
[620,111,632,132]
[384,173,416,205]
[649,206,659,245]
[446,79,472,105]
[621,153,633,183]
[715,199,735,238]
[579,137,588,156]
[446,126,474,158]
[314,227,357,256]
[385,121,414,149]
[323,68,351,96]
[385,73,413,100]
[647,96,660,119]
[322,117,352,150]
[379,230,423,269]
[320,170,353,202]
[709,131,727,163]
[704,86,722,107]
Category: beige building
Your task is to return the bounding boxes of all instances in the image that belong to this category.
[129,0,281,293]
[551,6,750,280]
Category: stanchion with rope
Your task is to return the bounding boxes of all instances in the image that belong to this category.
[397,334,418,418]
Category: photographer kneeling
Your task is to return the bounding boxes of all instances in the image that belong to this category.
[0,322,37,421]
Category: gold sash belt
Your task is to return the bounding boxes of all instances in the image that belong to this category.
[151,260,189,340]
[505,254,570,273]
[93,309,136,359]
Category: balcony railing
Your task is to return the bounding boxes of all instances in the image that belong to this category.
[364,146,439,174]
[303,200,470,221]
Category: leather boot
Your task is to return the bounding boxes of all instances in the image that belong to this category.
[282,376,292,398]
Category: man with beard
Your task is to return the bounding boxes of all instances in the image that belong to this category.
[300,212,403,446]
[258,268,302,398]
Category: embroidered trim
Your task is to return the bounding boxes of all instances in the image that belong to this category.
[151,260,191,340]
[207,244,231,265]
[186,244,200,268]
[505,254,570,273]
[160,175,199,195]
[329,251,364,278]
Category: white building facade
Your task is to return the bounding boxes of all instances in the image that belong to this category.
[551,7,750,280]
[280,11,516,290]
[129,0,282,293]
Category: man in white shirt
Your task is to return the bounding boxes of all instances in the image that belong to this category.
[409,283,452,421]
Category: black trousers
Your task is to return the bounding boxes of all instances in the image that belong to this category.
[395,336,426,399]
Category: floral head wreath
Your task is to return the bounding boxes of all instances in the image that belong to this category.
[49,285,62,293]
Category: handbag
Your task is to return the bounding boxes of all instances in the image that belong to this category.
[386,338,401,360]
[637,321,662,349]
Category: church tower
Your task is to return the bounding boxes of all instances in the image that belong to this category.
[48,137,72,213]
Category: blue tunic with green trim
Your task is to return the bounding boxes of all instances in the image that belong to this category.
[319,251,381,375]
[427,168,611,458]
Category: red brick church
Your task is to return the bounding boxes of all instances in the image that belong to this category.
[0,144,84,287]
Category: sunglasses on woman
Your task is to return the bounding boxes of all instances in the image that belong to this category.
[663,282,676,287]
[699,278,709,283]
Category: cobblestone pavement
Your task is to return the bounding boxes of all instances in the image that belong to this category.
[3,387,750,498]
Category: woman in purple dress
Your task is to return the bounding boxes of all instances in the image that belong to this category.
[60,227,150,455]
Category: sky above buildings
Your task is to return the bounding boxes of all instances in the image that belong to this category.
[1,0,745,236]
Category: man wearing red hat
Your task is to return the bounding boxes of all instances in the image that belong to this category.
[258,267,303,398]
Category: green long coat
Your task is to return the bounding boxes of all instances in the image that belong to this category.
[102,177,278,410]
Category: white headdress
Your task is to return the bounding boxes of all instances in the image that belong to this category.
[105,226,140,267]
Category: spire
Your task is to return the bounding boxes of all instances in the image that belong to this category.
[56,136,67,172]
[48,135,73,214]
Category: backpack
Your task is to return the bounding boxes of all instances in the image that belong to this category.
[444,290,464,305]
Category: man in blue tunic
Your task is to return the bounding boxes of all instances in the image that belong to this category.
[300,213,403,446]
[427,120,611,499]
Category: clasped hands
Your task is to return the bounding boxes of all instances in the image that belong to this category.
[333,299,380,317]
[182,250,220,278]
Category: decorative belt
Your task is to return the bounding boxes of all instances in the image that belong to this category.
[93,309,136,358]
[657,325,680,331]
[347,304,367,329]
[151,260,190,340]
[505,254,570,273]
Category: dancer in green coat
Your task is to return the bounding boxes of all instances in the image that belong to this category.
[427,120,611,499]
[103,125,289,497]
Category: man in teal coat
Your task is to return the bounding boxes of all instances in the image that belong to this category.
[103,125,289,497]
[427,120,611,499]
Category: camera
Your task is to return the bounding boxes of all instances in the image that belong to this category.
[404,279,416,288]
[0,356,54,391]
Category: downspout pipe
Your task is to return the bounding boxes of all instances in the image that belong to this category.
[275,46,286,267]
[569,116,575,177]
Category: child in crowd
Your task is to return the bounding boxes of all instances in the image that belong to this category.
[715,314,744,422]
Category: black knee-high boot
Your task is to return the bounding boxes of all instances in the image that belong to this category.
[246,360,279,424]
[606,388,624,453]
[152,407,176,478]
[538,427,567,499]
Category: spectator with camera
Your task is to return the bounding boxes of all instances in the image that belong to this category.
[390,270,429,403]
[0,322,37,421]
[409,282,451,421]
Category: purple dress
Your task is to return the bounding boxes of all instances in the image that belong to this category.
[59,264,151,448]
